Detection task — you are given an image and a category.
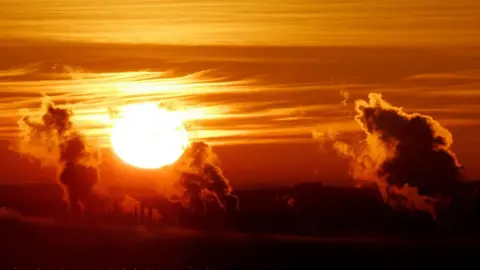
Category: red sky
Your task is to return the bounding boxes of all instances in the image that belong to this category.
[0,0,480,188]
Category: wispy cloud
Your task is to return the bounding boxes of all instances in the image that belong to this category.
[1,44,480,149]
[404,69,480,81]
[0,66,355,146]
[0,63,40,78]
[1,0,479,46]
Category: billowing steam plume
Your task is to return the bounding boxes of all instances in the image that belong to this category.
[174,141,239,215]
[13,100,101,217]
[318,93,468,219]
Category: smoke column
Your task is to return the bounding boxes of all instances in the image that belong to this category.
[173,141,239,214]
[319,93,467,219]
[13,100,101,217]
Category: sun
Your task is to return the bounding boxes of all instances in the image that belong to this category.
[109,103,189,169]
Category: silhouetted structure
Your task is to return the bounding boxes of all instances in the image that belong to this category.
[2,181,480,237]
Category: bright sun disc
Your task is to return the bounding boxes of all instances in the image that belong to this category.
[110,103,189,169]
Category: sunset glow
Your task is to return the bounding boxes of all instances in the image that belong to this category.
[3,1,480,264]
[0,0,479,186]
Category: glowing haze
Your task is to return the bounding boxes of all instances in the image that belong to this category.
[0,0,479,188]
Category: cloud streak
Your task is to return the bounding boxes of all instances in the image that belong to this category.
[0,43,479,150]
[0,65,479,148]
[0,66,369,146]
[1,0,480,46]
[404,69,480,81]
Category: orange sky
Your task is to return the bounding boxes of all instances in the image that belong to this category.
[1,0,480,46]
[0,0,479,188]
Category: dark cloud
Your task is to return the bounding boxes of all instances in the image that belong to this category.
[318,93,469,219]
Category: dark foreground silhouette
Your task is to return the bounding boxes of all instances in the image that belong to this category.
[2,182,480,268]
[2,218,480,269]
